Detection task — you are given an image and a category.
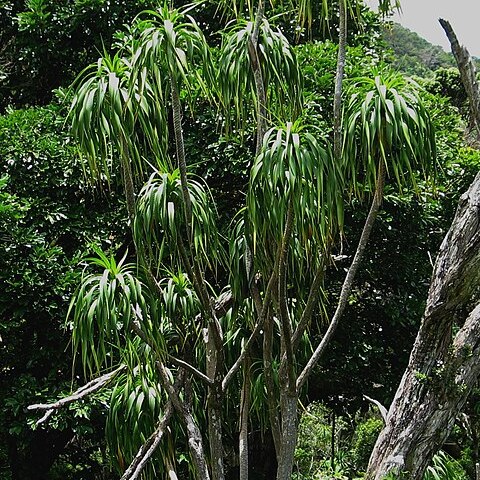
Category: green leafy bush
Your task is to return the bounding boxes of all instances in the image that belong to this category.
[351,416,383,471]
[0,103,125,479]
[424,451,469,480]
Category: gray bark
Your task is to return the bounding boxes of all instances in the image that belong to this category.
[205,324,226,480]
[249,0,267,155]
[120,401,174,480]
[263,307,281,459]
[439,18,480,137]
[276,392,298,480]
[239,355,251,480]
[156,362,212,480]
[170,73,193,242]
[366,172,480,480]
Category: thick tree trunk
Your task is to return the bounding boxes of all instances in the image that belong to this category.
[367,172,480,480]
[439,18,480,137]
[276,392,298,480]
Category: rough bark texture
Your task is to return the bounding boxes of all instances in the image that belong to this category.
[439,18,480,137]
[206,324,226,480]
[366,172,480,480]
[276,392,298,480]
[156,362,211,480]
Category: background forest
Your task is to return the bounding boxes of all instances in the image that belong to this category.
[1,1,480,479]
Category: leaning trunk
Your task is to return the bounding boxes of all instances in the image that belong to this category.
[367,172,480,480]
[297,160,387,390]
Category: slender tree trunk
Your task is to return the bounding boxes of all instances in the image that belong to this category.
[250,0,267,155]
[170,69,225,480]
[239,354,251,480]
[439,18,480,138]
[297,160,387,390]
[206,323,226,480]
[263,306,282,460]
[119,137,136,221]
[366,172,480,480]
[169,72,193,241]
[276,201,298,480]
[333,0,347,161]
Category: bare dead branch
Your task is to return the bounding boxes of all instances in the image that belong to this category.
[364,395,388,423]
[35,409,54,427]
[28,365,126,412]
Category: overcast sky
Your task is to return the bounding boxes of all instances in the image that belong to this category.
[366,0,480,57]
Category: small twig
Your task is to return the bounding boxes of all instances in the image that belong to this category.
[168,355,213,386]
[35,409,54,427]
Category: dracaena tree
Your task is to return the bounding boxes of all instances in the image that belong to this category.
[28,3,438,480]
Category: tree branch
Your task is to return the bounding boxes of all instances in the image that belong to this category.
[168,354,213,386]
[439,18,480,136]
[292,260,326,350]
[333,0,347,161]
[297,160,386,391]
[249,0,267,155]
[155,361,211,480]
[222,265,277,391]
[28,365,126,414]
[277,200,296,390]
[120,401,174,480]
[363,395,388,423]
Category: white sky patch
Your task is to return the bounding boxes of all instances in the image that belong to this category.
[365,0,480,57]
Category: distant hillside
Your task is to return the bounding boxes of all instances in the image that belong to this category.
[382,23,456,77]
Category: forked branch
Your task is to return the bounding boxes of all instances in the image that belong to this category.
[28,364,126,426]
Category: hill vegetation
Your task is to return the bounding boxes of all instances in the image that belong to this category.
[382,22,480,77]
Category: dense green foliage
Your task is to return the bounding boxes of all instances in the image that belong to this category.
[0,103,126,479]
[0,0,166,109]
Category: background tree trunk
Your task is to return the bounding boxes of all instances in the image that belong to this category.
[366,172,480,480]
[333,0,347,162]
[439,18,480,138]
